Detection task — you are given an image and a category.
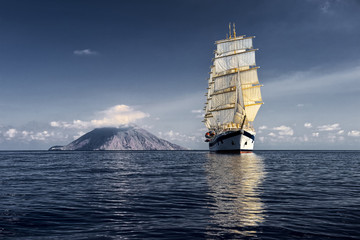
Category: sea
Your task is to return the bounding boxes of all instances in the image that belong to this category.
[0,150,359,240]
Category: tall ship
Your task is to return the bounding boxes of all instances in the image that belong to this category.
[203,24,263,152]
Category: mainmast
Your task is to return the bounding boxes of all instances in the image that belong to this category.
[203,23,263,132]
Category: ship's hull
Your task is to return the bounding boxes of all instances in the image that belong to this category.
[209,130,255,152]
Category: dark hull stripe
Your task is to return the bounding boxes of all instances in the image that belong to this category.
[209,130,255,147]
[243,130,255,141]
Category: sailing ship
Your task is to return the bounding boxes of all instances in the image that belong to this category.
[203,23,263,152]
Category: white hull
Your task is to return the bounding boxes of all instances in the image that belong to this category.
[209,130,255,152]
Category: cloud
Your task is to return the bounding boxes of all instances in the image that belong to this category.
[304,122,312,128]
[50,105,149,129]
[317,123,341,131]
[337,130,344,135]
[29,131,53,141]
[303,135,309,142]
[258,125,267,133]
[50,120,88,129]
[273,125,294,136]
[2,128,58,142]
[198,127,208,132]
[312,132,319,137]
[21,130,56,141]
[21,131,30,137]
[4,128,17,139]
[326,133,344,143]
[73,49,98,56]
[49,122,59,127]
[297,104,304,107]
[73,131,86,140]
[265,65,360,99]
[348,130,360,137]
[158,130,198,143]
[191,109,204,118]
[191,110,202,113]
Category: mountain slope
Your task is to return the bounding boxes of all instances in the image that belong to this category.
[49,126,186,150]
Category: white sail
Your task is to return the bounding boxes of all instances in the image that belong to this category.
[242,85,262,122]
[211,91,236,111]
[214,73,237,92]
[243,85,262,102]
[212,108,235,126]
[214,51,256,73]
[216,37,253,55]
[234,82,245,124]
[203,26,263,133]
[244,104,262,122]
[239,68,259,85]
[208,118,217,129]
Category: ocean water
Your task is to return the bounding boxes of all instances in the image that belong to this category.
[0,151,359,240]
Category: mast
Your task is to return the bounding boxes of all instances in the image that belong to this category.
[204,23,263,132]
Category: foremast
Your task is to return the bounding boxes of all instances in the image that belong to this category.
[203,23,263,134]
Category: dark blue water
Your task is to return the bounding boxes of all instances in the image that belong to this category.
[0,151,359,239]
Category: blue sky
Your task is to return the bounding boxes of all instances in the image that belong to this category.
[1,0,360,150]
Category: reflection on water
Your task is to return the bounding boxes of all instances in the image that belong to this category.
[205,153,266,237]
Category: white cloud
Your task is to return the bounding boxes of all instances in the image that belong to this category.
[141,124,154,130]
[17,130,55,141]
[268,132,276,137]
[158,130,198,143]
[259,125,267,130]
[95,105,149,126]
[191,110,202,113]
[337,130,344,135]
[317,123,341,131]
[273,125,294,136]
[73,49,98,56]
[50,120,88,129]
[326,134,345,143]
[50,121,61,127]
[22,131,31,137]
[50,105,149,129]
[191,109,204,118]
[348,130,360,137]
[164,130,177,138]
[297,104,304,107]
[304,122,312,128]
[312,132,320,137]
[30,131,53,141]
[4,128,17,139]
[265,65,360,99]
[73,131,86,140]
[303,135,309,142]
[2,129,62,142]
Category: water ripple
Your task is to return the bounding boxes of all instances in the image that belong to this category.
[0,150,359,239]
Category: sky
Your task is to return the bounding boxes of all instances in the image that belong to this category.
[1,0,360,150]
